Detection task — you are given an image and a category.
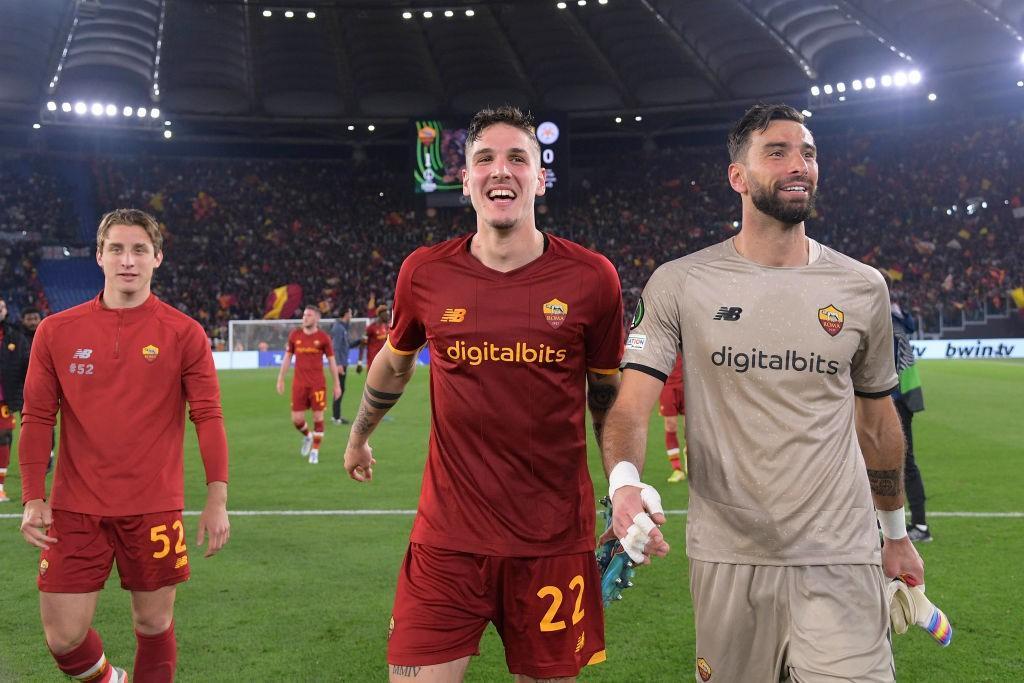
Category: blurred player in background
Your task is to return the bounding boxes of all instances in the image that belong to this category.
[344,105,624,682]
[276,305,341,464]
[660,354,687,482]
[357,304,390,373]
[0,296,30,503]
[602,104,923,681]
[19,208,230,683]
[20,305,43,340]
[331,307,354,424]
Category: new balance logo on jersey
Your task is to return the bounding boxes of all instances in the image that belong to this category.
[72,348,93,359]
[713,307,743,321]
[440,308,467,323]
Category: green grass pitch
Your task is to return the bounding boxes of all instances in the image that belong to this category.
[1,359,1022,681]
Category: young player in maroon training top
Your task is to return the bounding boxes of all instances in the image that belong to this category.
[276,305,341,464]
[357,304,390,373]
[19,209,230,683]
[344,106,624,683]
[660,355,688,482]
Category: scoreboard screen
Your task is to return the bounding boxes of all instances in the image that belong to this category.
[413,116,567,204]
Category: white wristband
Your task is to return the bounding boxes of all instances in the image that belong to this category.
[877,508,907,540]
[608,461,642,499]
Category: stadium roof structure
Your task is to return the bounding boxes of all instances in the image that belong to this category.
[1,0,1022,143]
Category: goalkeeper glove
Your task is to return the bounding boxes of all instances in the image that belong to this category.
[596,496,637,606]
[886,575,953,647]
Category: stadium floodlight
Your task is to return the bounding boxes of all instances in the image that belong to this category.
[465,9,475,16]
[402,11,412,19]
[137,107,147,117]
[444,10,453,17]
[557,2,567,8]
[614,116,622,123]
[46,101,57,111]
[852,79,862,91]
[74,101,86,115]
[810,85,820,96]
[893,71,908,87]
[635,115,642,122]
[368,124,375,131]
[732,220,740,228]
[836,82,846,93]
[1018,80,1023,88]
[122,105,133,116]
[105,104,117,116]
[424,10,433,18]
[599,0,608,4]
[90,102,103,116]
[164,120,171,126]
[578,0,587,5]
[262,10,271,17]
[347,124,355,130]
[838,95,846,101]
[163,130,172,139]
[881,74,893,87]
[928,93,937,101]
[865,77,876,89]
[284,10,294,18]
[33,123,41,130]
[908,70,921,85]
[307,11,316,19]
[61,102,72,112]
[150,108,160,118]
[801,109,812,117]
[822,84,833,94]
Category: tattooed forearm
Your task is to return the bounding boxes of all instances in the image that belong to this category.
[391,665,421,677]
[363,385,403,410]
[587,382,618,414]
[866,468,901,497]
[351,385,403,437]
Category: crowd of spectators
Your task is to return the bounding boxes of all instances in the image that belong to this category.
[2,113,1021,341]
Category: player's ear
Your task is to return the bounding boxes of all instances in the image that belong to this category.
[153,248,164,269]
[462,166,470,196]
[535,166,546,197]
[728,162,747,194]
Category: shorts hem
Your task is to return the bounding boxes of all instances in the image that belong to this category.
[387,647,479,667]
[120,572,190,592]
[508,649,606,679]
[39,582,106,594]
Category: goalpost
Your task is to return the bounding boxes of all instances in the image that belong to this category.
[227,317,370,368]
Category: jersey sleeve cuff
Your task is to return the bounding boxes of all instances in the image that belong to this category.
[623,362,668,383]
[587,366,620,376]
[384,339,418,356]
[854,384,898,399]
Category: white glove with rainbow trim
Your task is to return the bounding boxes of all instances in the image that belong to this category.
[886,575,952,647]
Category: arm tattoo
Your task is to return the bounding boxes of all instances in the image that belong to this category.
[352,384,404,437]
[588,381,618,451]
[867,468,901,497]
[391,665,421,677]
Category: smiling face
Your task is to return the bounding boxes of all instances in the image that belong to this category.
[96,223,163,306]
[731,119,819,227]
[462,123,546,232]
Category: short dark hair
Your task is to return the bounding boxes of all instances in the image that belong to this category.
[304,305,320,316]
[465,105,539,159]
[21,306,41,317]
[727,104,806,162]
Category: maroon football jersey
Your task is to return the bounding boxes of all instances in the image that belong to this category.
[287,328,333,388]
[389,233,624,556]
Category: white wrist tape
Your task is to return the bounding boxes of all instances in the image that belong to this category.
[621,512,656,563]
[877,509,907,540]
[608,461,642,499]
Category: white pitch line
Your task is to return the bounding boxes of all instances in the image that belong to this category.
[3,509,1022,520]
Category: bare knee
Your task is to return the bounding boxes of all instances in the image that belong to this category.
[43,623,89,656]
[131,588,176,635]
[40,593,98,654]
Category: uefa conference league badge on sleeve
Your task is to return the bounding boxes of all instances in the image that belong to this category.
[595,496,637,607]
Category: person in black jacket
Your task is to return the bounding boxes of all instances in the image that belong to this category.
[0,296,31,502]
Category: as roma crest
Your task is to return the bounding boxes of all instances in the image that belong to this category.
[543,298,568,329]
[142,344,160,362]
[817,305,844,337]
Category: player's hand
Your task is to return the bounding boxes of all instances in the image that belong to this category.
[275,377,285,395]
[605,485,669,564]
[881,535,924,585]
[355,362,364,374]
[20,499,57,549]
[197,498,230,558]
[333,384,342,400]
[344,441,376,482]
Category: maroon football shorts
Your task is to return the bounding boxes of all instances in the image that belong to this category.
[291,382,327,412]
[388,542,606,679]
[0,401,15,430]
[658,383,685,417]
[38,509,191,593]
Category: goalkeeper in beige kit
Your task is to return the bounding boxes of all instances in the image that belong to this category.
[601,104,925,681]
